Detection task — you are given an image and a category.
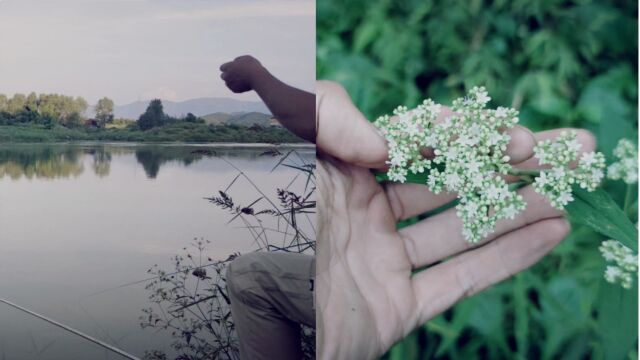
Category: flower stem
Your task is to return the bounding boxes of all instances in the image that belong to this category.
[623,183,634,215]
[508,181,528,191]
[508,168,541,177]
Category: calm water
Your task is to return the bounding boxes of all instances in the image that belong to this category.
[0,143,314,359]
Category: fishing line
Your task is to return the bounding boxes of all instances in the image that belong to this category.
[0,298,140,360]
[83,260,228,298]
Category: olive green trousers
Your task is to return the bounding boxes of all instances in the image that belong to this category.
[226,252,315,359]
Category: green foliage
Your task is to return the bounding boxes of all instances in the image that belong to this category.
[0,96,301,143]
[0,122,302,144]
[0,92,89,127]
[567,187,638,252]
[318,0,638,359]
[138,99,167,131]
[0,92,88,127]
[95,97,115,128]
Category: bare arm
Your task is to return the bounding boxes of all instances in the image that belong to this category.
[220,56,316,143]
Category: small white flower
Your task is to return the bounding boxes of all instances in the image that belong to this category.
[495,107,508,118]
[605,266,622,283]
[552,167,566,179]
[484,184,499,200]
[535,171,550,188]
[607,139,638,184]
[580,151,597,167]
[600,240,637,289]
[502,205,519,219]
[474,88,491,104]
[389,153,406,167]
[457,133,478,146]
[488,132,504,146]
[445,147,459,160]
[566,138,582,153]
[445,172,462,190]
[557,191,574,206]
[466,160,482,173]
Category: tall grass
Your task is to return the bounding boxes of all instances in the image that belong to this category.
[140,149,316,360]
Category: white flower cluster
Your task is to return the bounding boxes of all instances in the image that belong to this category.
[533,131,605,209]
[607,139,638,184]
[599,240,637,289]
[374,100,441,183]
[374,87,607,243]
[375,87,525,243]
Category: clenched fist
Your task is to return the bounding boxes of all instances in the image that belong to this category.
[219,55,267,93]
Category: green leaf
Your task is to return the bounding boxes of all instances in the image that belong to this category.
[596,279,638,360]
[538,276,588,359]
[566,186,638,252]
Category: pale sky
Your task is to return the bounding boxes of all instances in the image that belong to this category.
[0,0,315,105]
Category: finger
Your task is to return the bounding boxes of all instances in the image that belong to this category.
[316,81,388,168]
[505,125,536,164]
[411,217,570,324]
[219,62,232,72]
[384,124,536,221]
[399,185,561,269]
[402,112,534,164]
[220,72,229,81]
[385,183,457,221]
[513,128,596,170]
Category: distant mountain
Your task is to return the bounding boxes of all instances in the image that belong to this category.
[202,112,275,127]
[202,112,232,125]
[112,98,270,119]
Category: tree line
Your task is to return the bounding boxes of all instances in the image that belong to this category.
[0,93,115,128]
[137,99,203,130]
[0,93,203,132]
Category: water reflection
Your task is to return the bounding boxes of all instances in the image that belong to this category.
[0,144,297,180]
[88,147,112,178]
[134,147,204,179]
[0,146,84,180]
[0,143,314,359]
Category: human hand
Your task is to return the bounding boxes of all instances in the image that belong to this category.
[315,81,596,360]
[219,55,267,93]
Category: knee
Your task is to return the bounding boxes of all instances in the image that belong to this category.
[225,253,265,300]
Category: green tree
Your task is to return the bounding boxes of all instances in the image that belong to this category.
[138,99,166,131]
[95,97,115,128]
[66,112,83,128]
[25,92,38,112]
[185,113,198,123]
[7,94,26,114]
[0,95,7,112]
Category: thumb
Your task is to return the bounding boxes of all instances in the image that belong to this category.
[316,81,388,169]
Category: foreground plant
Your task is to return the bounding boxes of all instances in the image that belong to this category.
[596,139,639,289]
[374,87,606,243]
[599,239,638,289]
[141,150,316,359]
[607,139,638,185]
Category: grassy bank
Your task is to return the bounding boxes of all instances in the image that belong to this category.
[0,122,303,143]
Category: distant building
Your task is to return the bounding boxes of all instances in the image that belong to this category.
[269,118,283,127]
[84,119,99,129]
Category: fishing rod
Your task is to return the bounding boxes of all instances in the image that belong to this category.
[84,258,233,298]
[0,298,140,360]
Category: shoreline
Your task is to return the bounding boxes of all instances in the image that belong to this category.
[0,141,315,148]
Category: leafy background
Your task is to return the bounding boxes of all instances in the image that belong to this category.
[317,0,638,359]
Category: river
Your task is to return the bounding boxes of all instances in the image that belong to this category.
[0,142,315,359]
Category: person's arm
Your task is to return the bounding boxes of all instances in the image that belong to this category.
[220,55,315,143]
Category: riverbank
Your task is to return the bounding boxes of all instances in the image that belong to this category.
[0,122,304,143]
